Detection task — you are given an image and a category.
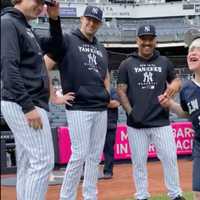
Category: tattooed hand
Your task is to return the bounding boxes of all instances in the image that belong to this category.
[117,83,132,114]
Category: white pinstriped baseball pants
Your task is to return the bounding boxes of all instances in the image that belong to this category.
[60,110,107,200]
[127,125,182,200]
[1,101,54,200]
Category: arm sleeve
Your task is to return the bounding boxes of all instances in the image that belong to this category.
[1,19,35,113]
[38,17,66,62]
[117,60,128,85]
[166,58,177,83]
[110,88,120,101]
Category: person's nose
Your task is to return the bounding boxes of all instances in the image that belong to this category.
[143,40,152,45]
[89,20,95,27]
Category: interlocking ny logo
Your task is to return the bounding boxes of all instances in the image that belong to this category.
[144,26,150,32]
[92,8,98,14]
[87,53,99,73]
[88,53,97,65]
[143,72,153,84]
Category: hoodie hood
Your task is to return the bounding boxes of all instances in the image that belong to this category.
[1,7,30,28]
[72,28,98,44]
[130,50,160,62]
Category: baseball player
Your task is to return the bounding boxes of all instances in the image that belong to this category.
[159,38,200,200]
[45,6,110,200]
[117,25,185,200]
[1,0,71,199]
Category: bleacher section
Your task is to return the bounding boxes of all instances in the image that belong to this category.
[58,0,200,5]
[34,16,195,43]
[58,0,166,4]
[58,0,110,3]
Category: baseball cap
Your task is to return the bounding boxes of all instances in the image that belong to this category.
[137,25,157,37]
[184,28,200,46]
[83,6,103,22]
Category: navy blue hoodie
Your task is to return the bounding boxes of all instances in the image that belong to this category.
[118,50,177,128]
[59,29,110,111]
[1,7,64,113]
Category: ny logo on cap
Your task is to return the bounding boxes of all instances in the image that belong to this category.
[92,8,98,14]
[144,26,151,32]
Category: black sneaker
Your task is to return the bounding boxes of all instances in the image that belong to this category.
[103,173,113,179]
[173,196,186,200]
[98,170,105,180]
[136,199,148,200]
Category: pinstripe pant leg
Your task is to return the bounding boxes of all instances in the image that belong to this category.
[151,126,182,199]
[1,101,54,200]
[15,142,29,200]
[24,106,54,200]
[1,101,29,199]
[60,110,94,200]
[83,111,107,200]
[127,126,151,199]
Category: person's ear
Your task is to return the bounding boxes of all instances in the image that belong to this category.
[80,16,84,29]
[80,16,83,23]
[154,38,157,47]
[136,37,140,45]
[98,21,102,27]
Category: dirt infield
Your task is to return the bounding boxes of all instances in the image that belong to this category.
[1,159,192,200]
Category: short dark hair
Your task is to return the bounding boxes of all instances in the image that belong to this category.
[1,0,13,8]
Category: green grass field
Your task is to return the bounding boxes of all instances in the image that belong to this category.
[126,192,193,200]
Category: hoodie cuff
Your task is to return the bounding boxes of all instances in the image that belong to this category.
[49,16,61,32]
[22,103,35,114]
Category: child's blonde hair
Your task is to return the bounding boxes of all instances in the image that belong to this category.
[189,38,200,51]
